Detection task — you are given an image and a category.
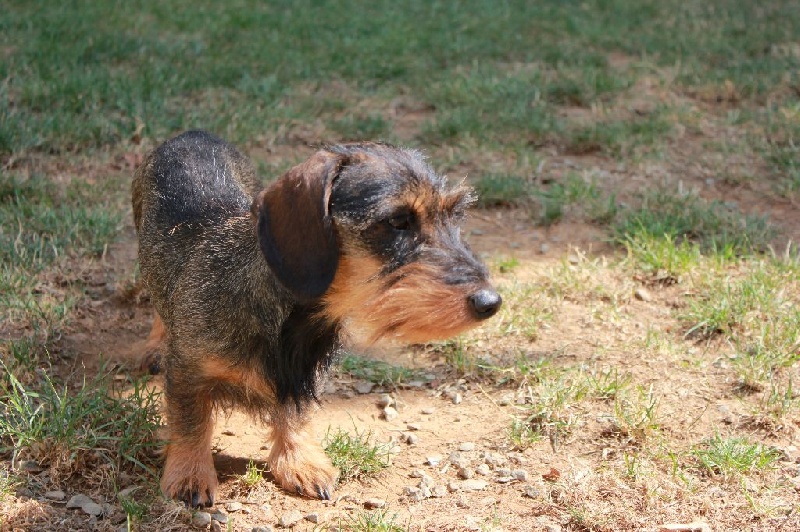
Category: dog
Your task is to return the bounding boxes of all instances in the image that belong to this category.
[132,130,501,507]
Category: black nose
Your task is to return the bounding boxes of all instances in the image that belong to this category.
[468,289,502,320]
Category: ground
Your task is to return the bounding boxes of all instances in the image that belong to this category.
[2,1,800,531]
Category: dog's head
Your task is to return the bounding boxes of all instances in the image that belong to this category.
[252,143,501,344]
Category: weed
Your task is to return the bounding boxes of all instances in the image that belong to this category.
[508,418,541,451]
[119,493,148,530]
[0,363,161,486]
[610,385,660,446]
[692,435,782,477]
[623,231,703,280]
[493,256,520,275]
[324,427,390,482]
[473,175,533,208]
[584,368,632,402]
[613,188,774,255]
[337,354,418,386]
[338,508,406,532]
[238,459,266,488]
[518,374,588,443]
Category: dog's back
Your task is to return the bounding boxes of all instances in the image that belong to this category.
[132,130,258,232]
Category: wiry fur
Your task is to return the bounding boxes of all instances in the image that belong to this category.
[132,130,501,507]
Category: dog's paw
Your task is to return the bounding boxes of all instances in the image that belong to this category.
[161,451,218,508]
[269,440,339,500]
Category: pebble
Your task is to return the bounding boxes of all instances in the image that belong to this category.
[658,524,711,532]
[498,394,514,406]
[355,382,374,394]
[382,406,399,421]
[18,460,42,473]
[539,243,550,254]
[212,512,228,524]
[421,407,436,415]
[252,527,274,532]
[404,432,419,445]
[221,429,236,436]
[420,485,432,499]
[377,394,394,408]
[406,423,421,431]
[45,490,66,501]
[431,485,448,498]
[364,498,386,509]
[192,512,212,527]
[461,479,488,491]
[117,486,138,498]
[523,485,540,499]
[475,464,491,476]
[212,521,222,532]
[409,469,427,478]
[66,494,94,509]
[512,469,529,482]
[226,501,243,512]
[452,393,462,405]
[82,502,104,517]
[634,287,652,302]
[458,468,474,479]
[496,467,511,477]
[305,512,321,523]
[279,510,304,528]
[459,442,475,452]
[404,486,424,502]
[496,476,514,484]
[426,455,442,466]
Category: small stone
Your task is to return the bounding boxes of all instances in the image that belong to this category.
[496,476,514,484]
[539,243,550,254]
[212,512,228,524]
[404,486,424,502]
[406,423,421,431]
[377,394,394,408]
[252,528,274,532]
[211,521,222,532]
[475,464,491,476]
[452,393,462,405]
[45,490,66,501]
[523,485,540,499]
[18,460,42,473]
[448,482,461,492]
[364,498,386,509]
[221,429,236,436]
[461,479,488,491]
[409,469,427,478]
[431,485,448,498]
[226,501,243,512]
[568,254,580,265]
[404,433,419,445]
[419,485,432,499]
[459,442,475,452]
[658,524,712,532]
[419,475,435,488]
[305,512,321,523]
[512,469,529,482]
[458,468,474,479]
[426,455,442,466]
[634,288,652,302]
[496,467,511,477]
[66,494,94,509]
[355,382,374,394]
[117,486,138,498]
[484,453,505,467]
[82,502,104,517]
[382,406,399,421]
[421,407,436,415]
[279,509,304,528]
[192,511,212,527]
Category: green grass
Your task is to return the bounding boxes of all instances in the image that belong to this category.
[3,1,798,156]
[613,188,774,256]
[692,435,782,477]
[338,508,407,532]
[0,363,162,485]
[324,427,391,482]
[337,354,419,386]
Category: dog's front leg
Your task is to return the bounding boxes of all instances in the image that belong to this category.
[267,404,339,500]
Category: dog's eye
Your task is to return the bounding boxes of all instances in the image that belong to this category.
[387,212,413,231]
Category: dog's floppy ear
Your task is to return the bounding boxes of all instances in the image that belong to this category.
[253,150,345,302]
